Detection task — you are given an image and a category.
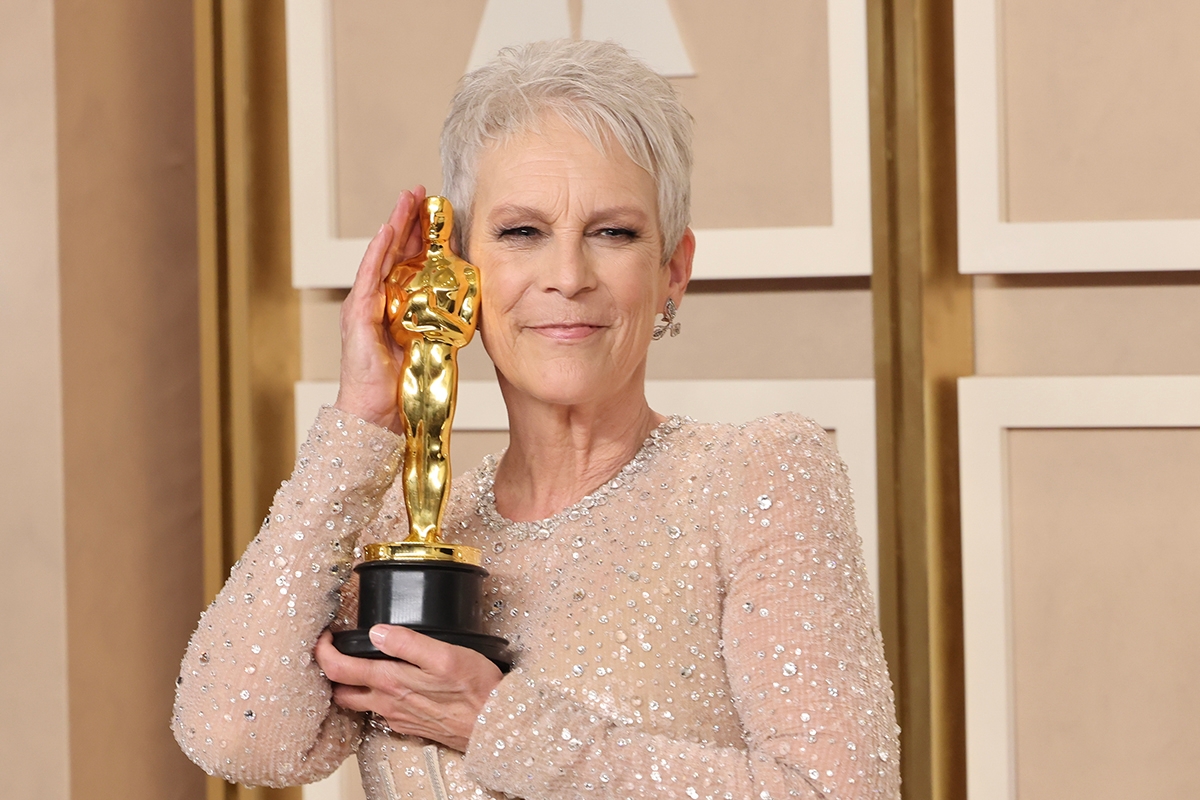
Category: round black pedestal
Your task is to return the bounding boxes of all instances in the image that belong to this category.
[332,559,511,671]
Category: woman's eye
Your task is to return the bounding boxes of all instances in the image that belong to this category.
[498,226,540,239]
[595,227,638,240]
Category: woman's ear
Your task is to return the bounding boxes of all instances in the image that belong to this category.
[665,227,695,304]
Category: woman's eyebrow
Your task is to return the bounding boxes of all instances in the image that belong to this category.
[485,204,651,227]
[486,204,552,224]
[589,205,651,222]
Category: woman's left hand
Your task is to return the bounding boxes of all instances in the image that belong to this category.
[314,626,503,752]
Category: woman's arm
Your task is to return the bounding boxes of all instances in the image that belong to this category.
[460,414,900,800]
[172,407,404,786]
[172,189,430,785]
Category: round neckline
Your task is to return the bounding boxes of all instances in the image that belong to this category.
[474,415,686,540]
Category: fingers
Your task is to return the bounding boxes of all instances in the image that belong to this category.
[315,629,420,690]
[369,624,454,674]
[347,186,423,308]
[389,186,427,263]
[314,629,366,685]
[329,682,376,713]
[330,683,459,745]
[318,625,488,683]
[331,187,431,432]
[341,222,395,348]
[316,624,501,751]
[349,222,394,304]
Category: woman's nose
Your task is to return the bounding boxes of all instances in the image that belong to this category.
[540,237,597,297]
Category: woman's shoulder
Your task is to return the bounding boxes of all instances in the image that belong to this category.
[674,412,844,487]
[678,412,833,455]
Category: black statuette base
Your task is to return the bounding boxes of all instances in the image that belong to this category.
[332,559,511,672]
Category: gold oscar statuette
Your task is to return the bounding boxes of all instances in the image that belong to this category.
[332,196,511,669]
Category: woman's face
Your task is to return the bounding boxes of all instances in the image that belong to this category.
[467,116,692,412]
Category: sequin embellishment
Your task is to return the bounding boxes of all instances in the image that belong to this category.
[172,407,900,799]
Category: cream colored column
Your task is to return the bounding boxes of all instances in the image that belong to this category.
[0,0,69,798]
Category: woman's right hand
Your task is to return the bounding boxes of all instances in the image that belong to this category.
[333,186,427,433]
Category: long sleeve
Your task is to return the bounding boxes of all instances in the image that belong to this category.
[172,406,403,786]
[460,414,900,799]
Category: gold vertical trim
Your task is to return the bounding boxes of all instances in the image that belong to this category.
[219,0,259,560]
[195,4,234,797]
[869,0,972,798]
[195,0,300,797]
[195,0,226,617]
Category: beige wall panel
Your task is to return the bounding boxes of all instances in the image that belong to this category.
[973,274,1200,375]
[452,430,512,473]
[54,1,204,798]
[302,288,348,380]
[1007,428,1200,799]
[302,278,872,383]
[647,279,872,379]
[0,1,70,797]
[670,0,831,229]
[331,0,832,237]
[331,0,487,236]
[1002,0,1200,222]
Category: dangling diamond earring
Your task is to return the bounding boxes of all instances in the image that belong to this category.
[652,298,681,340]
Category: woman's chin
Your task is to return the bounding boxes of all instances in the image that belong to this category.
[508,383,606,411]
[500,368,636,414]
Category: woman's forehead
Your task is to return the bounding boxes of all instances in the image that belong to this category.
[474,120,656,211]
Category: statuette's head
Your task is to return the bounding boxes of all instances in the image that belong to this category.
[424,195,452,244]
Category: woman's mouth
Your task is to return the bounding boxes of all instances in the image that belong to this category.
[528,323,603,341]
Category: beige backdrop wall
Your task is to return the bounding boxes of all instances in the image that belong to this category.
[0,0,69,796]
[963,1,1200,796]
[1000,0,1200,223]
[55,1,206,798]
[330,0,833,236]
[1007,428,1200,799]
[977,2,1200,374]
[0,2,207,799]
[975,0,1200,369]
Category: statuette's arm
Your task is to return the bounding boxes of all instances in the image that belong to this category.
[403,293,473,343]
[458,266,479,327]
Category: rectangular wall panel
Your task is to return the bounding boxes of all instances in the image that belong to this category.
[287,0,873,284]
[1007,428,1200,799]
[954,0,1200,272]
[958,376,1200,800]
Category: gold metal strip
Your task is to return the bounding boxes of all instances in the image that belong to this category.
[868,0,973,798]
[364,541,484,566]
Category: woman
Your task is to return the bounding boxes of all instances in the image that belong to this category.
[174,40,900,799]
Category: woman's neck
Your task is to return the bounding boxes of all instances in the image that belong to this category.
[491,382,664,523]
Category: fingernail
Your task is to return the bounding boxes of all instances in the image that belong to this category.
[377,224,387,236]
[369,625,386,644]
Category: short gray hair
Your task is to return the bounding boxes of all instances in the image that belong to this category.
[440,39,693,261]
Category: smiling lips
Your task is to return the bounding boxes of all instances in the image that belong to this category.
[527,323,605,341]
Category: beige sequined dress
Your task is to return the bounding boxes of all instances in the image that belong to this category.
[174,407,900,799]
